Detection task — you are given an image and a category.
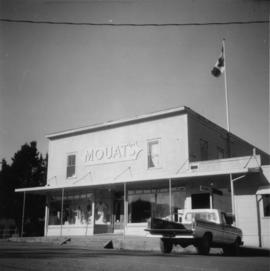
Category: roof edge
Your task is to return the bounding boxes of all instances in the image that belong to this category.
[46,106,189,140]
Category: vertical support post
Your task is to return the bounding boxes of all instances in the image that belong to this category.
[123,182,127,240]
[210,193,213,209]
[256,195,262,247]
[169,179,172,221]
[60,188,64,237]
[44,195,49,237]
[230,174,235,216]
[91,192,95,235]
[21,191,26,237]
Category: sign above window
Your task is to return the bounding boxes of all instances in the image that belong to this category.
[84,142,142,165]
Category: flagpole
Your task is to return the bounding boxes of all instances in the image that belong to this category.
[222,39,230,132]
[222,39,235,217]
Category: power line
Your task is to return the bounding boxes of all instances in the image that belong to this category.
[0,18,269,27]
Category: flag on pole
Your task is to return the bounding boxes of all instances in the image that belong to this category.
[211,44,225,77]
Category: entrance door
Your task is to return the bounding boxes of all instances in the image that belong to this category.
[113,192,124,232]
[191,193,210,209]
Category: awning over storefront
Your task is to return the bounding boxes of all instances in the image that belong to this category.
[15,155,261,195]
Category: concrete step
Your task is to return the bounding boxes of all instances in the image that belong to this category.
[8,234,221,254]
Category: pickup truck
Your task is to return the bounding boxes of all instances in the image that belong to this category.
[145,209,243,256]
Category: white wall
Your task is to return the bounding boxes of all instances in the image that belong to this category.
[47,114,189,187]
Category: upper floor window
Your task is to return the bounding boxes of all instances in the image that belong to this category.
[217,146,225,159]
[66,154,76,178]
[262,194,270,217]
[148,140,160,168]
[200,139,208,160]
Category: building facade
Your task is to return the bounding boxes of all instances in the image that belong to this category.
[16,107,270,247]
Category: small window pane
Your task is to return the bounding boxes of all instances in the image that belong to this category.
[217,147,224,159]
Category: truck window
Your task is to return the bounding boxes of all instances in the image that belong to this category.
[221,213,227,224]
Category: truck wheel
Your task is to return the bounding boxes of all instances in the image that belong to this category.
[197,235,210,255]
[223,238,241,256]
[160,239,173,254]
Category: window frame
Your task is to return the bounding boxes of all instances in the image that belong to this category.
[66,153,77,179]
[147,139,161,169]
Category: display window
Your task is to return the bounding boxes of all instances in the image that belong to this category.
[128,187,185,223]
[48,192,93,226]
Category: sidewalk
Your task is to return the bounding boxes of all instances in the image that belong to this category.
[6,235,270,256]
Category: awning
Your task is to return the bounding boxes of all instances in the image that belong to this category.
[256,185,270,195]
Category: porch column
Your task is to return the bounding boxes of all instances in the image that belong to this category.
[44,196,49,237]
[60,188,64,236]
[256,194,262,247]
[169,179,172,221]
[21,191,26,237]
[91,192,95,235]
[230,174,235,215]
[123,182,127,239]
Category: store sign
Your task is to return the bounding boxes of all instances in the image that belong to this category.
[84,142,142,165]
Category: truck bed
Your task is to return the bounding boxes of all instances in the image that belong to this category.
[145,218,193,237]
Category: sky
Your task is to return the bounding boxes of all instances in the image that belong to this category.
[0,0,269,163]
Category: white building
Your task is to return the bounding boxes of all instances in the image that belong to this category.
[16,107,270,247]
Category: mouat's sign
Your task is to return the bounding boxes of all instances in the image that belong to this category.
[84,142,142,165]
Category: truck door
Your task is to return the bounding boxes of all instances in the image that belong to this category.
[221,212,235,244]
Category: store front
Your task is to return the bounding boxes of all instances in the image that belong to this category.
[41,174,232,237]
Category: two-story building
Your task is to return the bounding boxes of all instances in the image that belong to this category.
[16,106,270,247]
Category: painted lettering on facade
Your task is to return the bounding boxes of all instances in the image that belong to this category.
[84,142,142,165]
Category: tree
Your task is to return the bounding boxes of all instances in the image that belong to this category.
[0,141,47,236]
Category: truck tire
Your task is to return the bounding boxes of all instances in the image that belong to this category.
[223,238,241,256]
[160,239,173,254]
[197,235,210,255]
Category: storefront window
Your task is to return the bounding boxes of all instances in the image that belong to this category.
[128,188,185,223]
[128,193,154,223]
[95,200,111,224]
[48,192,93,226]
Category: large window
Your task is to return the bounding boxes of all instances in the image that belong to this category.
[128,188,185,223]
[262,194,270,217]
[66,154,76,178]
[48,192,93,226]
[147,140,160,168]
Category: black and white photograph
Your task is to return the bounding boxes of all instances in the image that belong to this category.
[0,0,269,270]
